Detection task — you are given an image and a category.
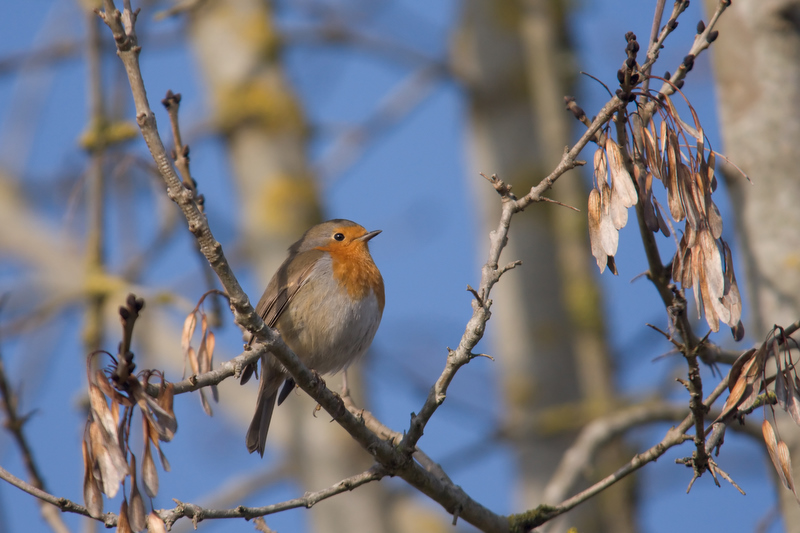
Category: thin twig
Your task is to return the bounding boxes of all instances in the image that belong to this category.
[159,466,387,529]
[538,196,581,212]
[639,0,732,125]
[639,0,666,97]
[160,90,223,325]
[0,349,71,533]
[0,464,103,523]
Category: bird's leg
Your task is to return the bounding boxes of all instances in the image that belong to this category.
[341,369,351,398]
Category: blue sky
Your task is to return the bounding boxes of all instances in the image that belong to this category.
[0,1,781,532]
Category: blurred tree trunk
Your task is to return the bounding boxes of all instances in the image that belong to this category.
[187,2,393,531]
[705,1,800,531]
[452,1,634,532]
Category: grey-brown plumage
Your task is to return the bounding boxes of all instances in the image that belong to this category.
[244,219,384,456]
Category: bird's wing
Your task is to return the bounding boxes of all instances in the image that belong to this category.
[255,249,324,328]
[240,250,324,386]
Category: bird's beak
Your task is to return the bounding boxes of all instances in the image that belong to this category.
[358,229,382,242]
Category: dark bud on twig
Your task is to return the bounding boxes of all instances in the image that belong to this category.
[664,71,671,80]
[161,90,181,108]
[625,57,636,69]
[126,294,144,312]
[630,73,640,84]
[668,20,678,31]
[626,40,639,55]
[625,31,636,42]
[707,30,719,43]
[182,145,190,158]
[119,306,130,321]
[564,96,586,121]
[682,54,695,72]
[615,89,625,99]
[617,69,625,83]
[675,80,684,89]
[696,20,705,34]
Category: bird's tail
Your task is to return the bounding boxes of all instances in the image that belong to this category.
[246,363,282,457]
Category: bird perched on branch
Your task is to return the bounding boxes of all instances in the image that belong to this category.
[242,219,385,456]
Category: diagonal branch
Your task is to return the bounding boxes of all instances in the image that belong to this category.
[400,94,625,455]
[509,376,731,530]
[542,401,689,504]
[96,2,507,530]
[0,464,106,525]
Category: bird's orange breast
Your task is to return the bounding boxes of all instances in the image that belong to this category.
[322,245,385,311]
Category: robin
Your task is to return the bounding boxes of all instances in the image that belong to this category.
[242,219,385,456]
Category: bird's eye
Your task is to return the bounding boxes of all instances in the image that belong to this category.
[333,232,345,241]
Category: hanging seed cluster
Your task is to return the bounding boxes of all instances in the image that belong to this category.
[83,295,175,531]
[587,31,743,339]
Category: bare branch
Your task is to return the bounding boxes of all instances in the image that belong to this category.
[542,401,688,504]
[158,466,387,529]
[509,376,731,530]
[341,386,454,485]
[399,95,625,458]
[538,196,581,212]
[640,0,667,97]
[0,464,105,524]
